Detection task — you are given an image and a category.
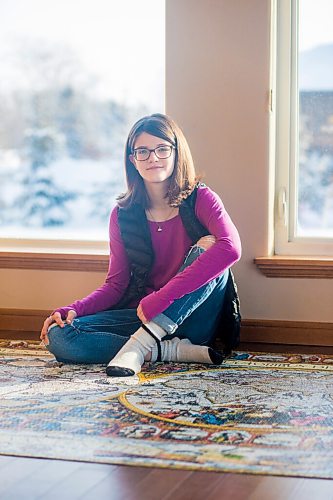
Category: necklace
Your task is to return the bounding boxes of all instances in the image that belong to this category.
[147,206,176,232]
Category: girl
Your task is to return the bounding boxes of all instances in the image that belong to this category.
[40,113,241,377]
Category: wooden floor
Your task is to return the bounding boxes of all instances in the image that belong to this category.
[0,455,333,500]
[2,342,333,499]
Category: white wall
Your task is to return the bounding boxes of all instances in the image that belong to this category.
[1,0,332,322]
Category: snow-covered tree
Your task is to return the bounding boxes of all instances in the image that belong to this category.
[13,127,77,227]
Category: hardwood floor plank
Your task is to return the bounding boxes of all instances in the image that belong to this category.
[205,472,267,500]
[283,478,333,500]
[128,468,193,500]
[0,455,17,470]
[247,476,301,500]
[32,461,115,500]
[0,458,82,499]
[162,470,226,500]
[247,476,333,500]
[0,457,50,496]
[80,465,153,500]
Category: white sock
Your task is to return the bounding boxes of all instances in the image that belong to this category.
[151,338,223,365]
[106,321,167,376]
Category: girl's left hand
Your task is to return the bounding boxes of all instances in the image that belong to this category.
[137,304,148,323]
[196,235,217,250]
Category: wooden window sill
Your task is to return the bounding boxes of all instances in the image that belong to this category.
[2,252,332,277]
[0,251,109,272]
[254,256,333,278]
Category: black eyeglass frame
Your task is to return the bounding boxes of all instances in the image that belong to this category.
[132,145,176,161]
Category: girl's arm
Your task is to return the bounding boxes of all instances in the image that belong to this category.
[139,185,241,321]
[53,207,130,319]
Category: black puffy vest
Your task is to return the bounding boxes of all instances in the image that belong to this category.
[116,185,241,355]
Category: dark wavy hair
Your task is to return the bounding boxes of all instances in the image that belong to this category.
[117,113,201,208]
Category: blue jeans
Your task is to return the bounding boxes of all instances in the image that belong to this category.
[46,246,229,364]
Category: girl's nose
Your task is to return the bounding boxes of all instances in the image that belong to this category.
[148,151,159,161]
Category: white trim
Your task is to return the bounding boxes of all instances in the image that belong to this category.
[268,0,277,256]
[274,0,333,256]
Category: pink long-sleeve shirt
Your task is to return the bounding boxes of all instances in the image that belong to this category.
[54,185,241,321]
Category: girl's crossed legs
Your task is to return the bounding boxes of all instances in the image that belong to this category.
[46,246,229,368]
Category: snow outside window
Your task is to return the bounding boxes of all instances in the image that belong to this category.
[274,0,333,256]
[0,0,165,248]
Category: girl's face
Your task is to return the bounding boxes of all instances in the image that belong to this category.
[130,132,175,187]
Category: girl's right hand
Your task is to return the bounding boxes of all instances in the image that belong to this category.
[40,310,77,344]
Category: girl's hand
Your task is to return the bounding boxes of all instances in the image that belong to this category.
[137,304,148,324]
[196,235,217,250]
[40,310,77,344]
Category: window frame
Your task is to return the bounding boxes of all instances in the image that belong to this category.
[274,0,333,256]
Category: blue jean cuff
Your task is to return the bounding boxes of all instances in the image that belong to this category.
[151,313,178,335]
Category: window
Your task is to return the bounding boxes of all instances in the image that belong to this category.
[0,0,165,251]
[274,0,333,256]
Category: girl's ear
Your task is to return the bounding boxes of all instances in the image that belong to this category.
[129,154,136,166]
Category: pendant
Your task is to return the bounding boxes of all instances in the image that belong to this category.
[157,226,163,232]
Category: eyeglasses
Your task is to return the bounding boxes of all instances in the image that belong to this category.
[132,145,175,161]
